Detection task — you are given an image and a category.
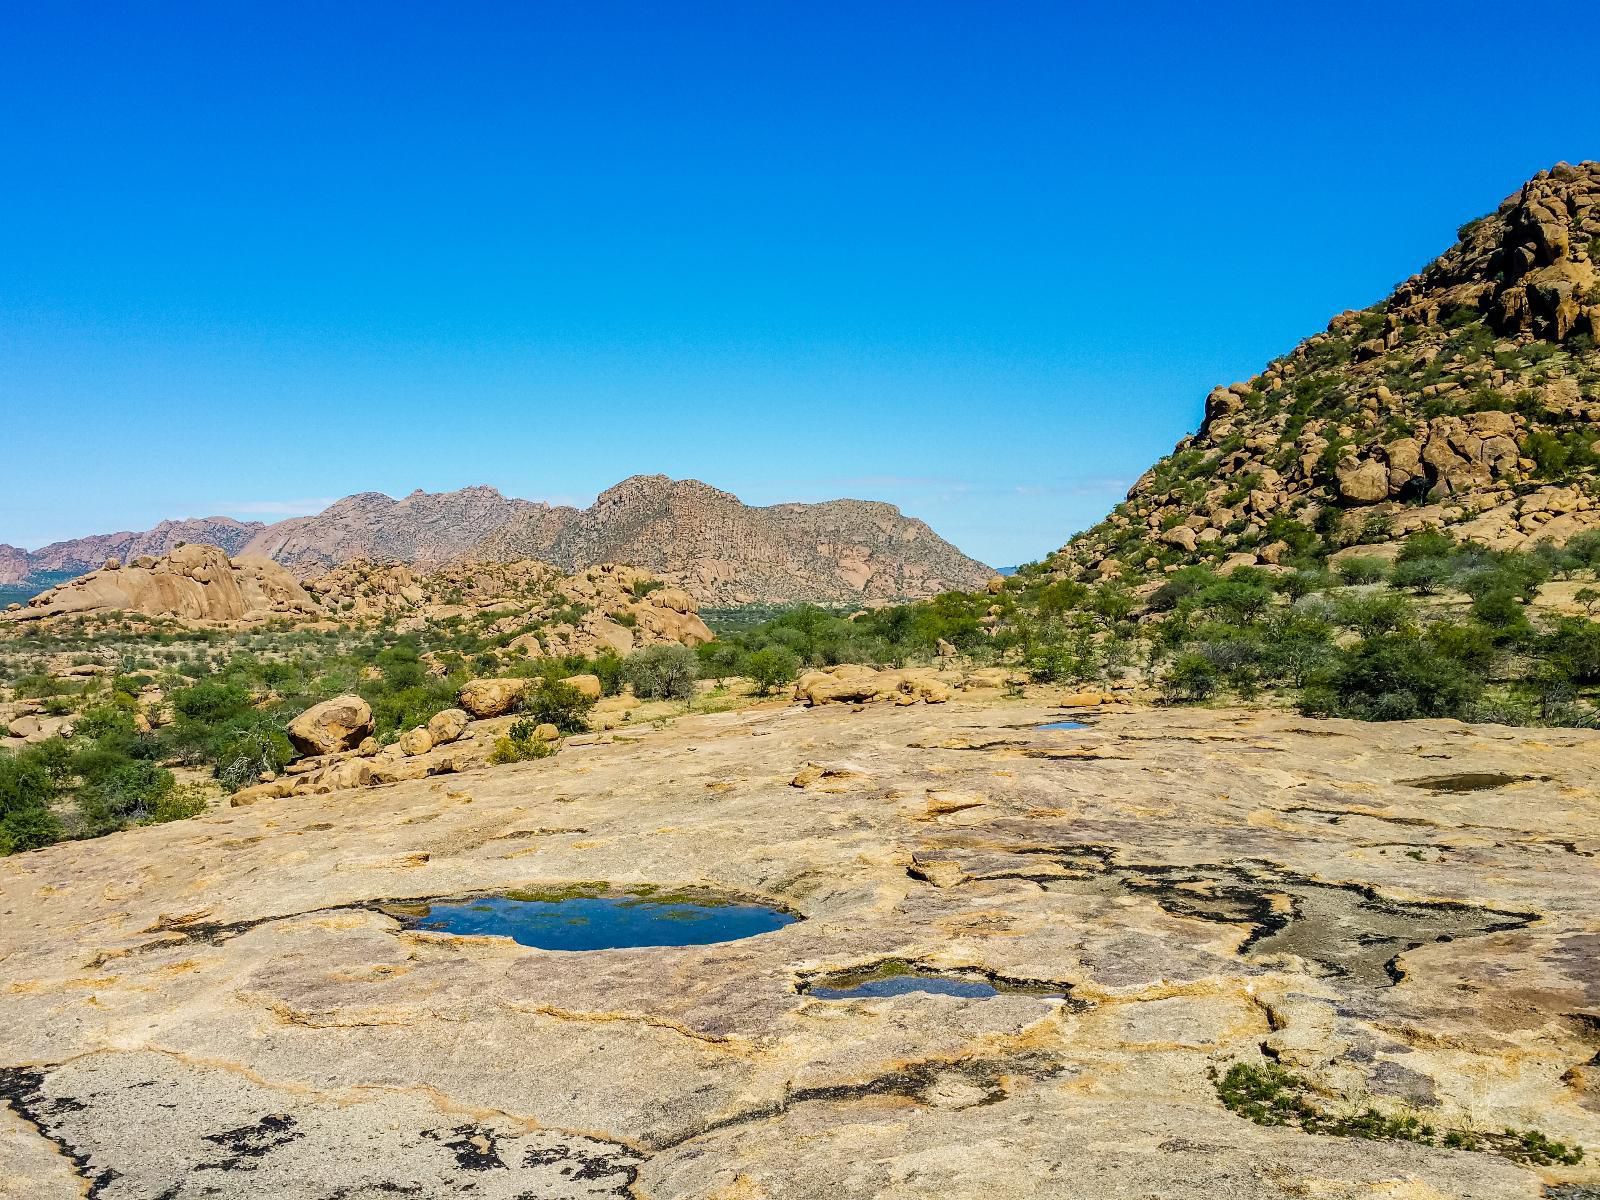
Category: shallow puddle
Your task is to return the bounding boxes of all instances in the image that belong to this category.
[1037,720,1089,732]
[1400,772,1535,793]
[392,889,798,950]
[802,960,1068,1001]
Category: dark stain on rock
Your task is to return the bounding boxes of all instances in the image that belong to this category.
[522,1141,645,1192]
[1400,772,1543,792]
[422,1122,508,1171]
[929,842,1535,989]
[0,1066,120,1198]
[196,1112,303,1171]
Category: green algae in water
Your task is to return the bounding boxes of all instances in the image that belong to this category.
[403,891,797,950]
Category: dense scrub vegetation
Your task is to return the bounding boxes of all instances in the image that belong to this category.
[0,614,639,855]
[7,523,1600,859]
[717,528,1600,727]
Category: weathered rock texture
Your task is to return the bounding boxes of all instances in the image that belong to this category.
[1063,161,1600,575]
[1,701,1595,1197]
[4,553,713,661]
[0,518,264,586]
[4,544,320,624]
[304,559,715,657]
[471,475,993,604]
[286,695,373,757]
[240,486,538,574]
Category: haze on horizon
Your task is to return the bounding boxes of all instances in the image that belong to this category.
[1,1,1591,567]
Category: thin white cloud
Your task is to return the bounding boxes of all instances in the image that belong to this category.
[1010,478,1132,498]
[216,498,337,516]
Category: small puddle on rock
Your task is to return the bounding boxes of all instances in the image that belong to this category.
[384,886,798,950]
[1400,772,1539,793]
[1036,720,1089,732]
[801,959,1069,1002]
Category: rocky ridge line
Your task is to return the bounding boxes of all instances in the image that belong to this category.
[1060,161,1600,578]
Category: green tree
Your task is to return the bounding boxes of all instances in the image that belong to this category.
[0,749,64,854]
[743,646,800,695]
[1301,634,1482,721]
[523,680,597,733]
[622,645,699,701]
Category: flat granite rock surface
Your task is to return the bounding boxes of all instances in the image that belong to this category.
[1,700,1597,1198]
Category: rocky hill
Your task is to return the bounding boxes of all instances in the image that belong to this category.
[239,485,537,574]
[471,474,992,604]
[1059,161,1600,579]
[9,479,989,606]
[4,545,712,661]
[0,517,264,586]
[302,558,713,657]
[3,545,320,624]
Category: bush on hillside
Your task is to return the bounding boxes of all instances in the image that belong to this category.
[743,646,800,695]
[622,645,698,701]
[1300,633,1483,721]
[523,680,596,733]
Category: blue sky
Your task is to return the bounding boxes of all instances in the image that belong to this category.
[1,2,1593,567]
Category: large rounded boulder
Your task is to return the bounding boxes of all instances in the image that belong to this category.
[458,677,534,719]
[288,695,374,756]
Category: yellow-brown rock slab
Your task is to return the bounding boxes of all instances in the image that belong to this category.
[1,702,1596,1197]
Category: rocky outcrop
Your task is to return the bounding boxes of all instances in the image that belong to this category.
[239,486,537,575]
[4,703,1596,1197]
[305,560,714,659]
[469,475,992,604]
[4,544,320,624]
[1396,160,1600,342]
[1060,162,1600,573]
[794,664,955,705]
[286,695,374,756]
[4,552,715,663]
[458,678,535,719]
[0,518,265,586]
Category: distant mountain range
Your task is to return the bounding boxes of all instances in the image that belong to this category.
[1,476,992,605]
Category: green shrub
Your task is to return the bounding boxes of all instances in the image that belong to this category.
[0,748,64,854]
[522,680,596,733]
[488,719,557,764]
[696,642,744,684]
[363,679,459,741]
[171,680,253,723]
[1335,556,1389,586]
[76,759,176,835]
[743,646,800,695]
[1301,634,1482,721]
[210,720,296,792]
[1470,588,1533,640]
[1161,653,1219,703]
[622,645,699,701]
[1333,593,1413,639]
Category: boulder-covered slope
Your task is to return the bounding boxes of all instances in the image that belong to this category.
[239,485,538,575]
[4,545,712,660]
[0,517,265,586]
[3,544,320,623]
[1059,161,1600,578]
[302,558,713,657]
[471,474,992,604]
